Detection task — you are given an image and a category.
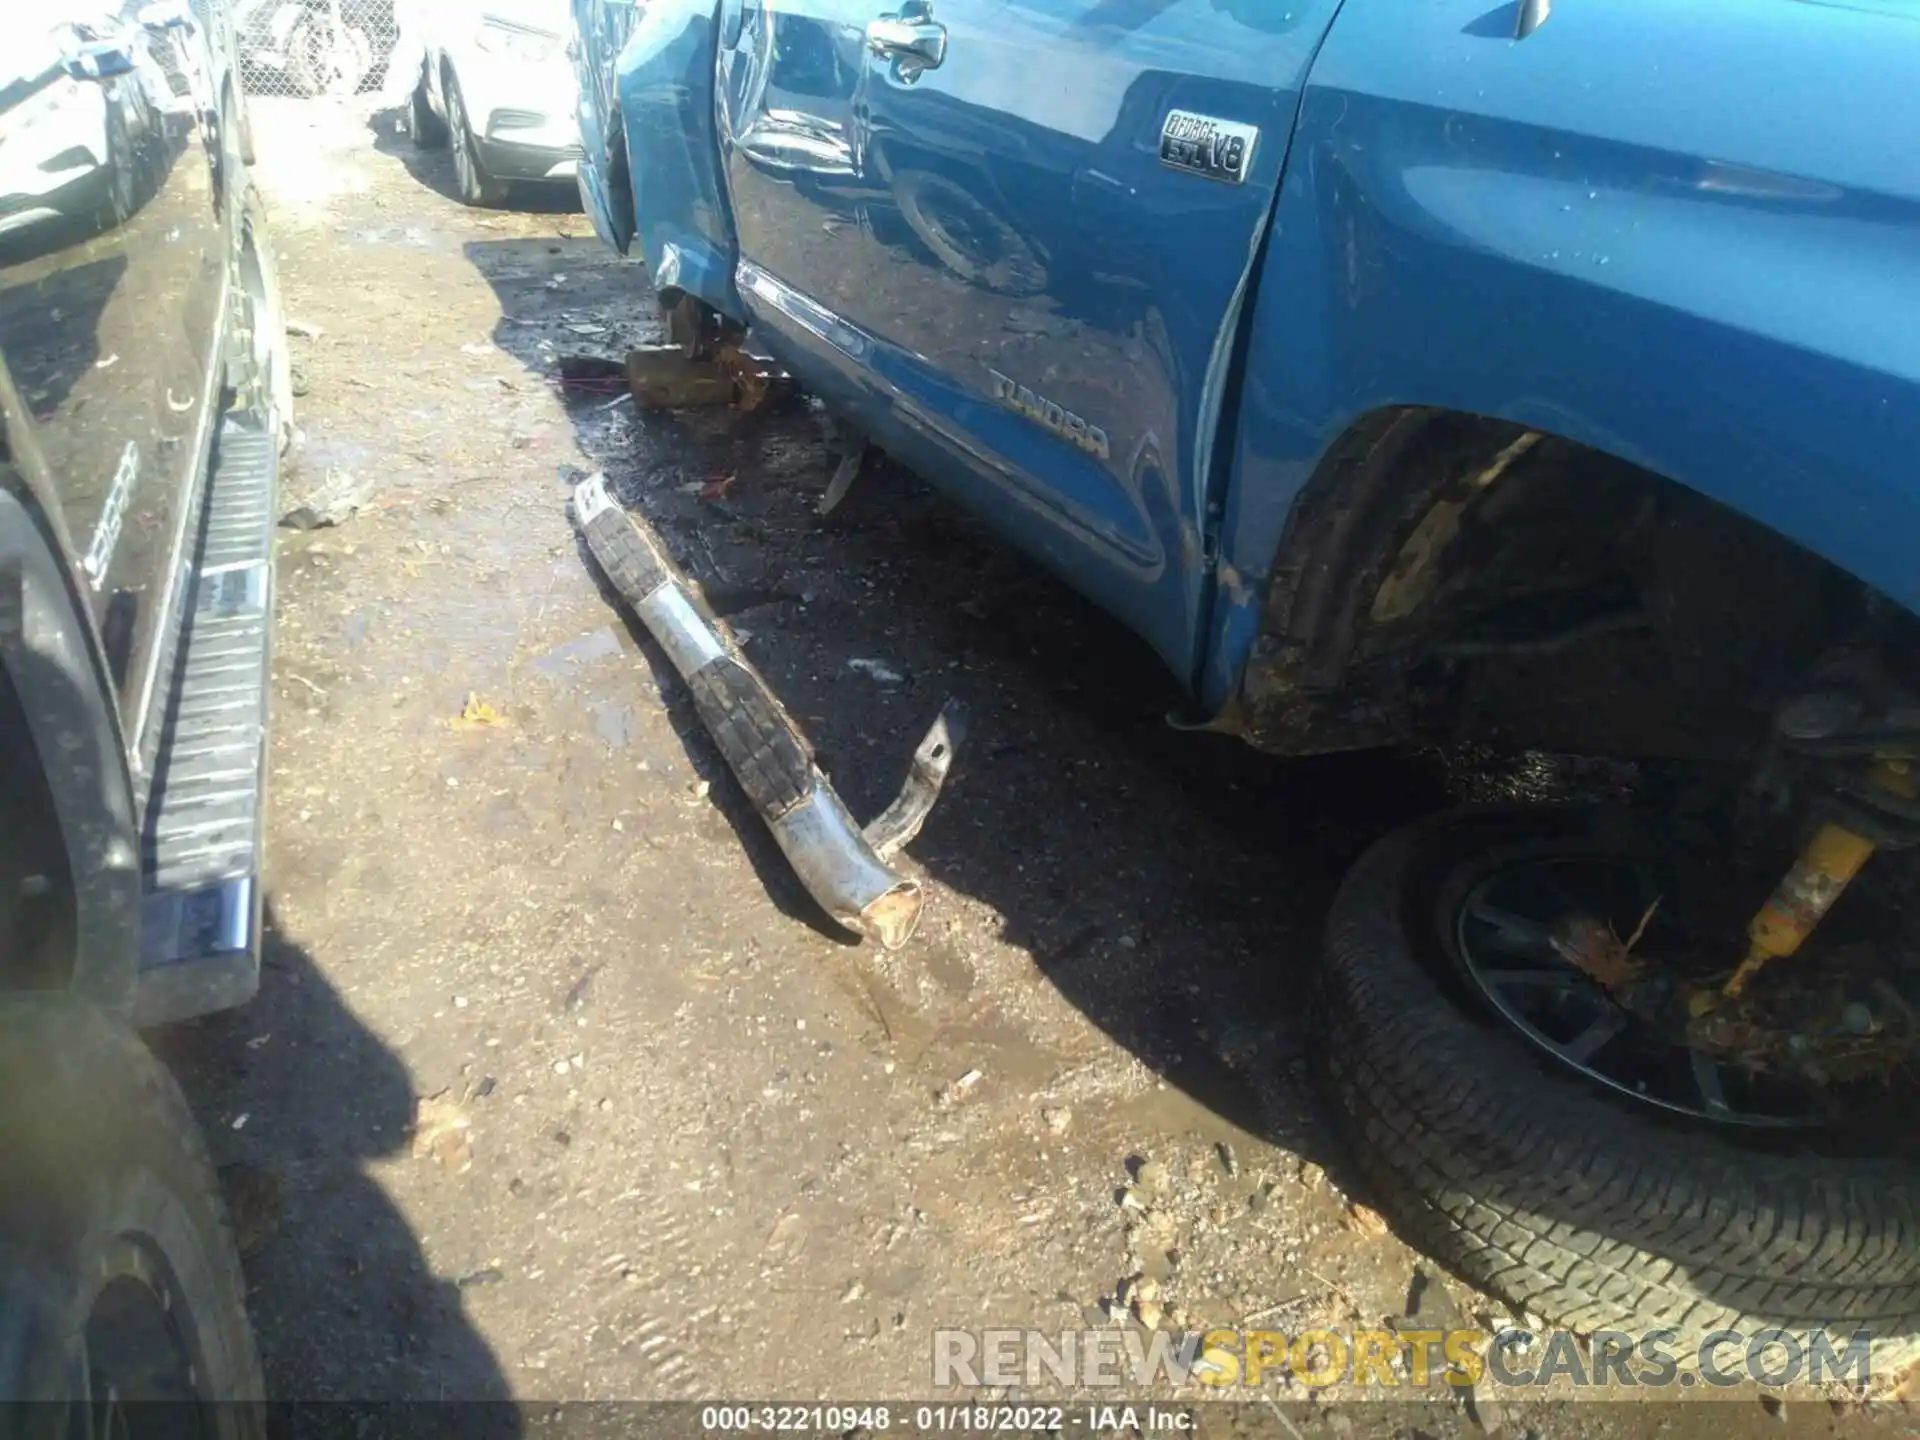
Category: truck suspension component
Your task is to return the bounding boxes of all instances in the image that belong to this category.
[1721,759,1914,998]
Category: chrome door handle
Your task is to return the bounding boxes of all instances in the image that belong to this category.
[867,10,946,69]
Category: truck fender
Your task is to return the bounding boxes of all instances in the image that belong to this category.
[0,376,141,1012]
[1199,0,1920,720]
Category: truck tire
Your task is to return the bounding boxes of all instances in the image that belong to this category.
[0,996,262,1427]
[1315,807,1920,1372]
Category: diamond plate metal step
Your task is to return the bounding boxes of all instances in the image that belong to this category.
[135,419,277,1026]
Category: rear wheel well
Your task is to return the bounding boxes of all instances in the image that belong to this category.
[1240,408,1894,761]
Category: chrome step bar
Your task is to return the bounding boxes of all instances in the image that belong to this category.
[570,473,962,950]
[135,420,278,1026]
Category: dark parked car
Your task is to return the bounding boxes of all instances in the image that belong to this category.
[0,0,287,1422]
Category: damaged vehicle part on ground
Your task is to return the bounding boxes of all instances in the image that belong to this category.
[570,473,962,949]
[573,0,1920,1367]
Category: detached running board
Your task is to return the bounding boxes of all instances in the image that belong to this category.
[570,473,961,949]
[135,420,278,1026]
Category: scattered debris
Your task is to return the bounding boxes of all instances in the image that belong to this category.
[1342,1202,1390,1237]
[1041,1105,1073,1135]
[450,693,506,730]
[457,1266,505,1289]
[698,473,736,502]
[1134,1158,1172,1198]
[1297,1159,1326,1191]
[841,1280,866,1304]
[1216,1141,1239,1179]
[1552,896,1659,991]
[280,469,376,530]
[848,657,905,685]
[721,346,785,412]
[411,1089,474,1173]
[285,317,325,339]
[937,1068,983,1106]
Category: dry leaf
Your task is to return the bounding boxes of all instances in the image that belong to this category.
[412,1089,473,1172]
[1551,897,1658,992]
[1343,1202,1391,1238]
[451,692,505,730]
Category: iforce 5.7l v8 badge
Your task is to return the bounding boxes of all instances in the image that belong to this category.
[1159,110,1258,185]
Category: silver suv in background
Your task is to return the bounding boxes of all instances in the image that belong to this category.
[404,0,581,206]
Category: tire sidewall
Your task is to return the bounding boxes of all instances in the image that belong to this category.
[1314,806,1920,1355]
[0,999,261,1426]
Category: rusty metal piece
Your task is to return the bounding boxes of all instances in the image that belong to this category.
[862,701,965,861]
[625,346,737,409]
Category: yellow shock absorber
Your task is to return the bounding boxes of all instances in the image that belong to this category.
[1719,759,1914,998]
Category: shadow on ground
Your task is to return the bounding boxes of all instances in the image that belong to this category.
[158,905,517,1409]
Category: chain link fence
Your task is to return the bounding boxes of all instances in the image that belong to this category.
[235,0,406,98]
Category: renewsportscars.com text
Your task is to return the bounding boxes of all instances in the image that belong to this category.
[932,1325,1874,1391]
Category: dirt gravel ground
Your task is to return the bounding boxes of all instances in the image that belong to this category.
[157,101,1915,1440]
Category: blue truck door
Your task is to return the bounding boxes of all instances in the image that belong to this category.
[721,0,1341,679]
[571,0,642,251]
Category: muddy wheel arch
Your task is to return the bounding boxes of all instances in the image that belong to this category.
[1224,407,1867,764]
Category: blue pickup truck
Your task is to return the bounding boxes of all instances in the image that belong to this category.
[572,0,1920,1374]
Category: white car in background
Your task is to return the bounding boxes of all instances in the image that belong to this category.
[408,0,580,206]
